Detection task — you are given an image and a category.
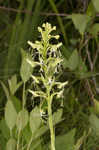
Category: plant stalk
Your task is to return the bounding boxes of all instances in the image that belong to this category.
[48,96,55,150]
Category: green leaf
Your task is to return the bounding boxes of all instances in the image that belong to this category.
[16,109,28,131]
[0,119,10,140]
[0,133,6,150]
[92,0,99,12]
[0,81,10,100]
[62,58,68,69]
[53,109,63,125]
[5,100,17,130]
[11,96,22,113]
[34,125,48,140]
[68,50,79,70]
[89,23,99,37]
[71,14,91,35]
[76,71,97,79]
[22,123,32,143]
[6,138,16,150]
[20,49,33,82]
[94,99,99,115]
[8,75,23,95]
[30,107,41,134]
[61,45,71,60]
[89,114,99,136]
[30,138,43,150]
[77,57,87,73]
[8,75,17,95]
[87,1,96,17]
[55,129,75,150]
[75,132,86,150]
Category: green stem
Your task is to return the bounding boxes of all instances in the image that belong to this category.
[23,83,26,108]
[17,130,21,150]
[27,134,33,150]
[10,129,12,138]
[48,96,55,150]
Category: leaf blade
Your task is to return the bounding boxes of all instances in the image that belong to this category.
[5,100,17,130]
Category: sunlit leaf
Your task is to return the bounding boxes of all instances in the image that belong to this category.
[94,99,99,115]
[92,0,99,12]
[0,119,10,140]
[6,138,16,150]
[11,96,22,113]
[89,114,99,136]
[8,75,22,95]
[5,100,17,130]
[16,109,28,131]
[8,75,17,95]
[20,49,33,82]
[30,107,41,134]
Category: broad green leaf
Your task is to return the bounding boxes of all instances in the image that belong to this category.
[8,75,23,95]
[87,1,96,17]
[0,133,6,150]
[53,109,63,125]
[89,114,99,136]
[55,129,75,150]
[34,125,48,140]
[30,107,41,134]
[16,109,28,131]
[22,123,32,143]
[0,119,10,140]
[5,100,17,130]
[20,49,33,82]
[90,23,99,37]
[6,138,16,150]
[68,50,79,70]
[8,75,17,95]
[71,14,91,35]
[11,96,22,113]
[92,0,99,12]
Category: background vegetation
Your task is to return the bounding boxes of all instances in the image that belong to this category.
[0,0,99,150]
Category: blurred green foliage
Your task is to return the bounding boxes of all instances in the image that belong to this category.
[0,0,99,150]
